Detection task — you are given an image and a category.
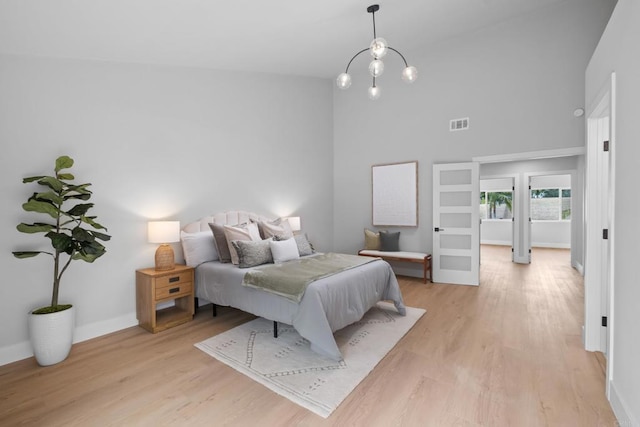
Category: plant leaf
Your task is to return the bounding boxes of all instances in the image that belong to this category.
[12,251,45,258]
[22,200,59,218]
[55,156,74,173]
[17,223,55,234]
[57,173,75,180]
[65,193,91,201]
[35,191,63,205]
[74,240,106,262]
[37,176,64,192]
[23,175,46,183]
[91,231,112,241]
[46,231,73,252]
[72,227,94,242]
[81,216,107,230]
[67,203,93,216]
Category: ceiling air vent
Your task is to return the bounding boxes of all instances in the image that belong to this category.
[450,117,469,132]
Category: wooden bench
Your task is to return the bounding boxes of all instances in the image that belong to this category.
[358,250,432,283]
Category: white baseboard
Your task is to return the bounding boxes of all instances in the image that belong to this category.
[531,242,571,249]
[573,260,584,275]
[480,240,511,246]
[0,311,138,367]
[610,381,638,427]
[73,312,139,343]
[388,265,422,280]
[0,341,33,367]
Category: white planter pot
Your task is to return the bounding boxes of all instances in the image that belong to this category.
[28,305,75,366]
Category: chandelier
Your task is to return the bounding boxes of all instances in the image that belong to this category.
[337,4,418,100]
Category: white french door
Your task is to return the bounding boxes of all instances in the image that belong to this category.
[432,162,480,285]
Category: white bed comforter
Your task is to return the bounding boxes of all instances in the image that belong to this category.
[195,256,405,360]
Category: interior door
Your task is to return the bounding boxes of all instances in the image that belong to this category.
[432,162,480,285]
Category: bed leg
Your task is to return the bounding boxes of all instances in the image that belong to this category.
[273,321,278,338]
[212,304,217,317]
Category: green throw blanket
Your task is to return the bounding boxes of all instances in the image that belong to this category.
[242,253,378,302]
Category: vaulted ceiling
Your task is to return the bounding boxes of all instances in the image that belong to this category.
[0,0,569,78]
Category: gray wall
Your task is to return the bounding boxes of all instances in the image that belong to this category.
[333,0,613,276]
[586,0,640,423]
[0,55,334,363]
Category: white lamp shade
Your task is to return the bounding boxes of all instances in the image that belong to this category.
[287,217,301,232]
[148,221,180,243]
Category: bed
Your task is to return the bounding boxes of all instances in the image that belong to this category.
[181,211,406,361]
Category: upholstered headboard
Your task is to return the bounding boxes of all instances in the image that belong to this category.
[182,210,272,233]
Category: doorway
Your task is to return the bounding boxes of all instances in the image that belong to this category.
[480,177,515,262]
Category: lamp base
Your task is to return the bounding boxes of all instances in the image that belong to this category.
[155,244,175,271]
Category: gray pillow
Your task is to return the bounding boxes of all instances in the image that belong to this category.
[379,231,400,251]
[294,234,315,256]
[208,223,232,263]
[231,239,273,268]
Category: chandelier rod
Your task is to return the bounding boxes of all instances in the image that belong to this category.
[371,6,377,39]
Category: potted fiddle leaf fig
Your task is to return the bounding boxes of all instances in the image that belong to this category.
[12,155,111,366]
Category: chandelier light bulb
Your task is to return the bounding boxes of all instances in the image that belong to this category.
[369,37,388,59]
[401,66,418,83]
[336,73,352,89]
[368,85,381,100]
[369,59,385,77]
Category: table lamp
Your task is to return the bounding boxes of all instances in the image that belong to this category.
[148,221,180,270]
[287,217,301,234]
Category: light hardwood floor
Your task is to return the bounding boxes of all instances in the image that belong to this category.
[0,246,618,426]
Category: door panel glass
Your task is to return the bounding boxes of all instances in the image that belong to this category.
[440,234,472,250]
[440,191,471,207]
[440,169,471,185]
[440,213,471,228]
[440,255,472,271]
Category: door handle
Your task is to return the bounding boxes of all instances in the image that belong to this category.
[434,227,445,232]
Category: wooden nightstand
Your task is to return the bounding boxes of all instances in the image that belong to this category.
[136,265,195,333]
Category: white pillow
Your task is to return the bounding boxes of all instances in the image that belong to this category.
[269,238,300,263]
[180,231,219,267]
[223,222,261,265]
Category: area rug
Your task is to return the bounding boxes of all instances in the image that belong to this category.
[195,302,425,418]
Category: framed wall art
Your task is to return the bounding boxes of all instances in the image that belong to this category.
[372,161,418,227]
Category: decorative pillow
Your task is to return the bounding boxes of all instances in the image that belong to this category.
[364,228,381,250]
[208,223,232,263]
[269,238,300,263]
[231,239,273,268]
[379,231,400,252]
[258,218,294,239]
[223,222,262,265]
[277,233,315,256]
[180,231,219,267]
[294,234,315,256]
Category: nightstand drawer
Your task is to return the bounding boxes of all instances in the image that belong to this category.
[155,281,192,300]
[155,271,191,288]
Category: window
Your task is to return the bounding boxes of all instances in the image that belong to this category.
[480,191,513,220]
[530,188,571,220]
